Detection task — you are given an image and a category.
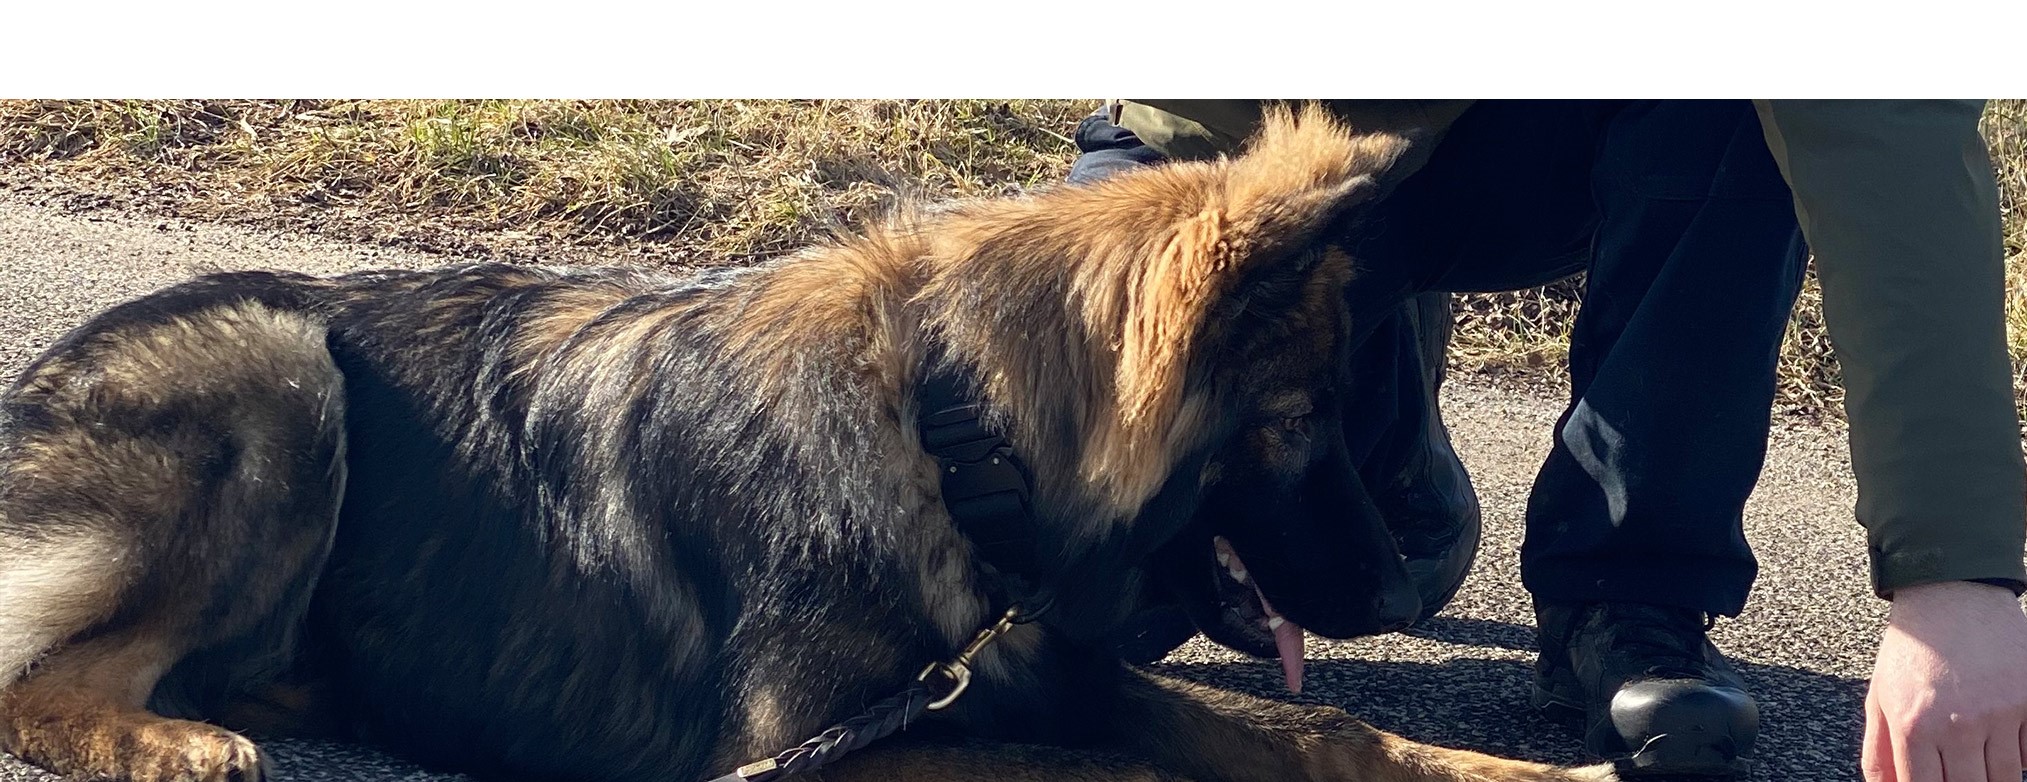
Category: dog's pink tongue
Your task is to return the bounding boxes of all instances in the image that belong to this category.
[1271,613,1306,694]
[1255,590,1306,694]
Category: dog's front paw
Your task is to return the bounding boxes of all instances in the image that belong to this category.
[7,714,268,782]
[135,720,269,782]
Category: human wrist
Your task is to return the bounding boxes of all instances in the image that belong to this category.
[1887,580,2023,621]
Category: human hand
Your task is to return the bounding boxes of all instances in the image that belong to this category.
[1865,580,2027,782]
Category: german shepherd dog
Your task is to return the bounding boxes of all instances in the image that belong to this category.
[0,106,1609,782]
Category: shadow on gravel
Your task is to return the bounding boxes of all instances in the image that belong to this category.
[3,616,1865,782]
[1403,615,1541,650]
[1151,617,1870,782]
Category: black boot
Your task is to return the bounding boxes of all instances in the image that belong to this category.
[1532,602,1758,777]
[1369,293,1482,620]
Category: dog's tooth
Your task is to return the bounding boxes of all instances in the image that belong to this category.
[1267,616,1286,631]
[1213,536,1247,582]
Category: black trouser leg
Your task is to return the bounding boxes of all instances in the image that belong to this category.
[1349,100,1806,618]
[1516,101,1807,617]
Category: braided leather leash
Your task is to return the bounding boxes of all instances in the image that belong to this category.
[704,606,1026,782]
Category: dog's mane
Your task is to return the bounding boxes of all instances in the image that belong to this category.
[601,105,1413,537]
[818,105,1407,514]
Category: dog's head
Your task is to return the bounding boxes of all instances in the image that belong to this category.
[916,104,1418,669]
[1099,107,1425,684]
[1139,364,1423,682]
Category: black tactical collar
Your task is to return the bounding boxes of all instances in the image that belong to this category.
[915,360,1051,618]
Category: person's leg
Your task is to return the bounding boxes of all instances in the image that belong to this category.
[1520,100,1805,614]
[1333,99,1621,629]
[1520,100,1808,777]
[1306,99,1800,777]
[1067,107,1166,185]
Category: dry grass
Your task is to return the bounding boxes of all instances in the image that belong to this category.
[0,100,1088,263]
[1986,100,2027,421]
[1,98,2023,419]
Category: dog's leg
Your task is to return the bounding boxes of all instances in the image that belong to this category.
[1,631,265,782]
[813,738,1198,782]
[1108,668,1615,782]
[0,529,129,693]
[0,300,348,782]
[209,680,348,740]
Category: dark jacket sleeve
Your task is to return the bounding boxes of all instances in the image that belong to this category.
[1753,99,2027,597]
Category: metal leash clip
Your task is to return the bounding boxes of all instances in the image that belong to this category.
[916,605,1020,711]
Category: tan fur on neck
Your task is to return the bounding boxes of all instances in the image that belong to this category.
[738,104,1407,518]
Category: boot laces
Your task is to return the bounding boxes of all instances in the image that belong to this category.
[1600,603,1715,680]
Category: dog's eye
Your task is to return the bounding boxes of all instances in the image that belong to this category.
[1280,416,1307,432]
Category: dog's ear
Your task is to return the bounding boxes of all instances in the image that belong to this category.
[1114,104,1404,432]
[1218,103,1407,263]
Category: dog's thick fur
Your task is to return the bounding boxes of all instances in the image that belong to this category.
[0,107,1609,782]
